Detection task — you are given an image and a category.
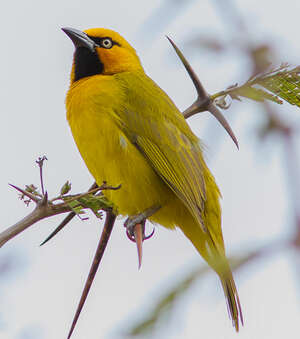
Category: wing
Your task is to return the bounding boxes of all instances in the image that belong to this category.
[112,72,209,231]
[135,125,207,231]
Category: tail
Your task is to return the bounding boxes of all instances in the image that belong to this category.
[175,203,243,330]
[219,271,243,332]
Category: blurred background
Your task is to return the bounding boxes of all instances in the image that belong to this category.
[1,0,300,338]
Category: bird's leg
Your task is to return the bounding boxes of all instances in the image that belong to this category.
[124,205,160,269]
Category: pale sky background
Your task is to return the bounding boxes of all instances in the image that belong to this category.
[1,1,300,339]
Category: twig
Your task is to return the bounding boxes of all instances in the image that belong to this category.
[36,156,48,196]
[0,182,117,248]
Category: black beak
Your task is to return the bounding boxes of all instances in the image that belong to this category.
[62,27,97,52]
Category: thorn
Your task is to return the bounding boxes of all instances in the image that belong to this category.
[66,211,116,339]
[124,206,160,269]
[207,103,239,149]
[9,183,40,203]
[166,36,208,99]
[39,212,75,246]
[133,223,143,269]
[166,35,239,148]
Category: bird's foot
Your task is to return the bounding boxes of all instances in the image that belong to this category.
[125,220,155,243]
[124,205,160,269]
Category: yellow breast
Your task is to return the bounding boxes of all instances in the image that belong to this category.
[66,75,173,218]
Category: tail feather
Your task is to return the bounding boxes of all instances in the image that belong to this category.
[220,273,243,332]
[177,213,243,330]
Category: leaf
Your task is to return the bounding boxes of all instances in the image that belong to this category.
[213,64,300,108]
[77,195,107,219]
[67,199,86,216]
[258,66,300,107]
[76,193,116,218]
[59,188,117,221]
[232,86,283,104]
[60,180,72,195]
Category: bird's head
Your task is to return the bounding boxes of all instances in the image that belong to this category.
[62,27,143,83]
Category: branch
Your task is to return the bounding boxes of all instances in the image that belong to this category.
[0,193,70,248]
[0,181,118,248]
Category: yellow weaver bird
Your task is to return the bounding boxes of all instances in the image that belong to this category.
[63,27,243,331]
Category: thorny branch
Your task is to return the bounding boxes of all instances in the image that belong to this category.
[167,36,239,149]
[0,173,119,248]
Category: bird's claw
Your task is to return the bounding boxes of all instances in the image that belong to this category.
[126,222,155,242]
[125,220,155,269]
[144,227,155,240]
[124,205,160,269]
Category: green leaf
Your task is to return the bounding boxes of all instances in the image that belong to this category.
[232,86,283,104]
[213,64,300,108]
[257,66,300,107]
[67,199,85,216]
[60,180,72,195]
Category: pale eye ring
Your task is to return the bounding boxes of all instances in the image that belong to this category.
[101,38,113,49]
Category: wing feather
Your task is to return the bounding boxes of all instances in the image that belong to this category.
[112,72,209,231]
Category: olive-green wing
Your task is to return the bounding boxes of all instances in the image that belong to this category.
[113,104,207,232]
[136,127,207,230]
[111,72,213,232]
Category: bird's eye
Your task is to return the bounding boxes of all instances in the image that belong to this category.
[101,38,113,49]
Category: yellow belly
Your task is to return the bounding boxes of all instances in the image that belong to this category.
[66,76,188,229]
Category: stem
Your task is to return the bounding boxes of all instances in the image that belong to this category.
[0,203,69,248]
[0,207,45,248]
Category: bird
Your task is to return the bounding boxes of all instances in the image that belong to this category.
[63,27,243,331]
